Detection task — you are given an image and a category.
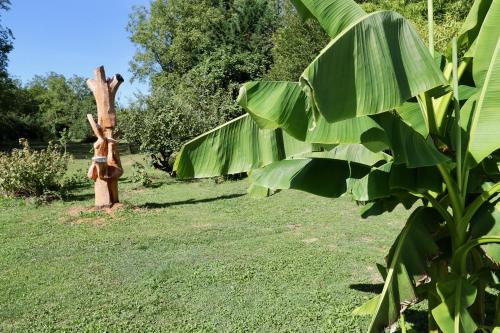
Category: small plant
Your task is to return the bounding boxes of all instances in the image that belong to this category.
[58,128,70,154]
[0,139,69,199]
[131,162,153,187]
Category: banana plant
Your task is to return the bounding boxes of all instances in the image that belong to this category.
[174,0,500,331]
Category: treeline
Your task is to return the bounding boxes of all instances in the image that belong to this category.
[0,0,472,167]
[0,73,96,141]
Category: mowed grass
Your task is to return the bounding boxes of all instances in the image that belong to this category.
[0,147,413,332]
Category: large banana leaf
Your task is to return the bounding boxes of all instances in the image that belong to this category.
[251,158,370,198]
[397,102,428,137]
[237,81,309,140]
[389,164,442,193]
[301,11,446,123]
[306,144,390,166]
[360,193,418,219]
[173,114,315,179]
[289,0,366,39]
[348,163,442,201]
[237,81,389,149]
[354,207,440,332]
[467,38,500,165]
[238,80,447,167]
[431,276,478,333]
[175,94,445,180]
[251,156,441,203]
[348,163,392,201]
[373,112,449,167]
[470,0,500,86]
[470,195,500,262]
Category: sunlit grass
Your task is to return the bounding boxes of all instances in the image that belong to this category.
[0,147,413,332]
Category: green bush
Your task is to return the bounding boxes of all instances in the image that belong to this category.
[0,139,69,198]
[131,162,153,187]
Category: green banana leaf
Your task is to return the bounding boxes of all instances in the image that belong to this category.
[251,157,441,201]
[360,193,418,219]
[249,145,391,197]
[467,38,500,165]
[251,158,370,198]
[173,114,315,179]
[237,81,309,140]
[238,81,447,167]
[237,81,389,149]
[289,0,366,39]
[431,276,478,333]
[306,144,390,166]
[458,85,479,101]
[348,163,442,201]
[389,164,442,193]
[470,195,500,262]
[354,207,440,332]
[347,163,392,201]
[470,0,500,86]
[301,11,446,123]
[397,102,428,137]
[373,112,449,167]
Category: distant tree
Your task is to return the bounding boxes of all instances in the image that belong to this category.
[0,0,39,141]
[127,0,281,170]
[26,73,96,141]
[0,78,43,141]
[265,2,328,81]
[0,0,12,75]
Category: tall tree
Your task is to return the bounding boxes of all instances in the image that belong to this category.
[27,73,96,141]
[0,0,12,75]
[127,0,282,170]
[265,1,329,81]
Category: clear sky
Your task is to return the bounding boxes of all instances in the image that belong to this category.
[3,0,151,105]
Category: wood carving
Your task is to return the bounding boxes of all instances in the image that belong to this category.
[86,66,124,209]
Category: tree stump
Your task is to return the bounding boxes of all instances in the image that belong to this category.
[86,66,124,209]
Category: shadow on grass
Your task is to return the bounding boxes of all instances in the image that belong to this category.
[137,193,245,209]
[405,308,428,332]
[349,283,383,294]
[142,182,165,189]
[122,180,167,189]
[63,192,95,202]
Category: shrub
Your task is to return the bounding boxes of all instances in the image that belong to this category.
[60,168,92,192]
[0,139,69,198]
[131,162,153,187]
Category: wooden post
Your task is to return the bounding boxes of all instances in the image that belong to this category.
[86,66,124,209]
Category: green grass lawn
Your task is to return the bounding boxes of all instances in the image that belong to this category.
[0,149,415,332]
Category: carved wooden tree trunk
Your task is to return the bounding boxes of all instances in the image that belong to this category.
[86,66,124,209]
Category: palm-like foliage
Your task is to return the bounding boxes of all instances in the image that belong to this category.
[174,0,500,331]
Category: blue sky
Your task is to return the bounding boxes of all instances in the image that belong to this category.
[3,0,151,105]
